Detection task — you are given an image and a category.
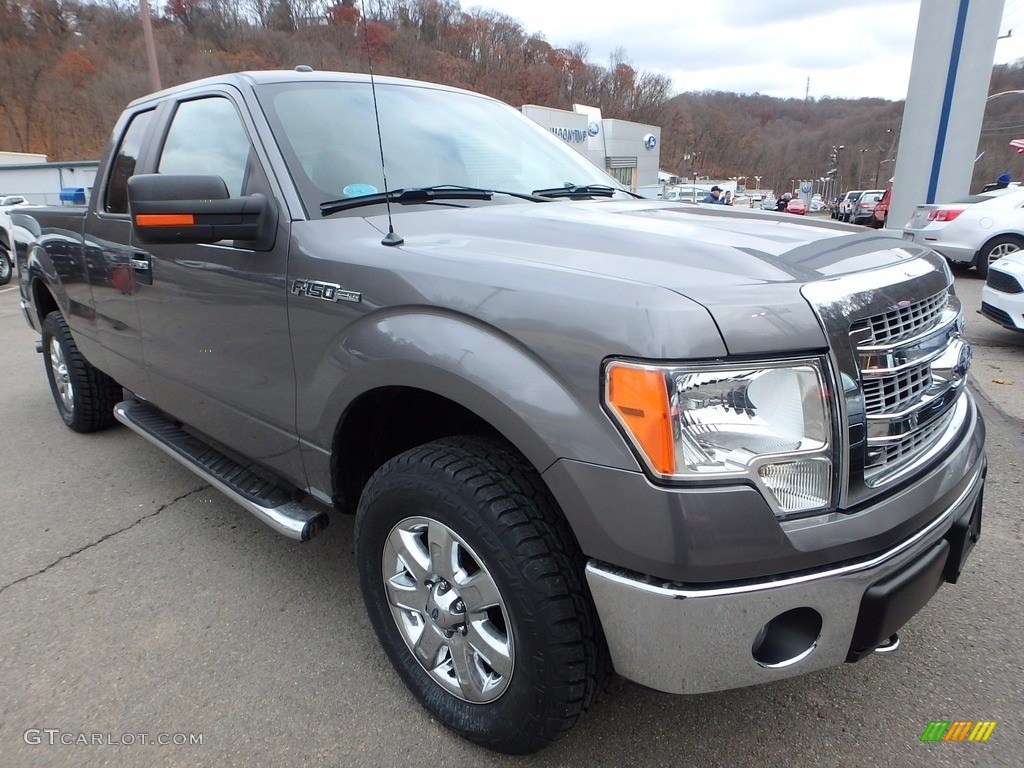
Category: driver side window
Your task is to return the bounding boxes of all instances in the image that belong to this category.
[158,97,252,196]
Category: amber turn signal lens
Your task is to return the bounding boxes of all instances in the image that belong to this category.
[135,213,195,226]
[606,364,674,475]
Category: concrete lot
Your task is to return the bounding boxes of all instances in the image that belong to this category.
[0,273,1022,768]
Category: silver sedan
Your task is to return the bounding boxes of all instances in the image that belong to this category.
[903,186,1024,277]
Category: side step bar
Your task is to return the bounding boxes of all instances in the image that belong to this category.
[114,400,329,541]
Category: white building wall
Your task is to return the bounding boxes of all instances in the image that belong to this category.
[0,151,47,165]
[522,105,603,166]
[602,119,661,189]
[0,163,98,204]
[522,104,661,191]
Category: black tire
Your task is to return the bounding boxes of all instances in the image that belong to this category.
[0,244,12,286]
[355,436,607,755]
[41,311,121,432]
[976,234,1024,279]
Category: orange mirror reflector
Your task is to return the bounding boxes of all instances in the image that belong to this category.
[136,213,195,226]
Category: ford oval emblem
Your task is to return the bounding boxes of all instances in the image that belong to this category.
[588,121,600,136]
[954,341,973,379]
[643,133,657,150]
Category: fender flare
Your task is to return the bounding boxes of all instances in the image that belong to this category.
[298,309,638,475]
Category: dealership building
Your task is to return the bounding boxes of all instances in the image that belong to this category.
[522,104,661,195]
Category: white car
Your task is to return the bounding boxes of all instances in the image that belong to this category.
[0,196,40,285]
[837,190,863,222]
[903,186,1024,277]
[980,251,1024,332]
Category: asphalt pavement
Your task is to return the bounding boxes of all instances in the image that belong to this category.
[0,273,1022,768]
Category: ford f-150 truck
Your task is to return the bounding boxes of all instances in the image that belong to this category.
[16,70,985,754]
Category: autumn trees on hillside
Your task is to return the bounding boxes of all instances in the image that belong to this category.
[2,0,1021,194]
[0,0,673,162]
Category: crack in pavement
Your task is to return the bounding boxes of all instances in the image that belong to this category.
[0,484,208,596]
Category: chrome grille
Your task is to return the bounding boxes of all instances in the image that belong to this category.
[862,365,932,414]
[851,290,948,345]
[864,410,954,471]
[853,289,966,486]
[802,251,970,505]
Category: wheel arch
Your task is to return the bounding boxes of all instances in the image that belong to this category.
[978,231,1024,255]
[309,312,636,512]
[330,385,502,512]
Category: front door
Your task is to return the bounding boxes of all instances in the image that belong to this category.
[131,92,303,485]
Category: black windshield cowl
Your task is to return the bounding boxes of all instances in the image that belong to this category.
[532,183,626,199]
[320,185,549,216]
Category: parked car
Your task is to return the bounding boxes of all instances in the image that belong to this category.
[663,184,711,203]
[851,190,884,225]
[0,196,36,285]
[786,197,807,214]
[903,186,1024,277]
[760,196,778,210]
[873,187,892,228]
[837,190,863,222]
[979,251,1024,332]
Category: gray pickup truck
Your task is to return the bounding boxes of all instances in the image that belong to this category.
[16,70,985,754]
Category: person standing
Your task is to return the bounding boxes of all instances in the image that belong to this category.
[703,185,724,204]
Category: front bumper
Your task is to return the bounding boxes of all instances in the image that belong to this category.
[585,453,985,695]
[980,262,1024,331]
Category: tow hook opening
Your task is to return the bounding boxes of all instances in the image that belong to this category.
[872,633,901,654]
[751,607,823,668]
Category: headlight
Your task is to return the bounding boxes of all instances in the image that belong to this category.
[604,358,836,516]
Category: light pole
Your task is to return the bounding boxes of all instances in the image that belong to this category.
[139,0,162,92]
[858,148,868,187]
[836,145,845,194]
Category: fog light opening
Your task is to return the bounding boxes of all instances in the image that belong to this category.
[752,607,823,669]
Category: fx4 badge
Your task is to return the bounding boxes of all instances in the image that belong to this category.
[290,279,361,304]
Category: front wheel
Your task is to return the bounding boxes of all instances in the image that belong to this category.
[976,235,1024,279]
[355,437,606,754]
[0,244,12,286]
[42,311,122,432]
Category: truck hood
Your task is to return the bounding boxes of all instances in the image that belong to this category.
[360,198,926,355]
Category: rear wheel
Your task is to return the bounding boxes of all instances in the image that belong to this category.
[0,243,11,286]
[355,436,607,754]
[42,311,122,432]
[976,235,1024,279]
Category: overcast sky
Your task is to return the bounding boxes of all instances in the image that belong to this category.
[466,0,1024,101]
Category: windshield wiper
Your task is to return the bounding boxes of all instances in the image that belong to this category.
[531,183,619,199]
[320,185,548,216]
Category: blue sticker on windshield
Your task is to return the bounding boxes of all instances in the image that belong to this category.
[343,183,378,197]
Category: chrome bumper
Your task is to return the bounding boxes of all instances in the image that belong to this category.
[585,457,985,695]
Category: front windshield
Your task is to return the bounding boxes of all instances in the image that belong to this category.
[256,79,625,216]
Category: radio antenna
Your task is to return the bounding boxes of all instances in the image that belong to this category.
[360,0,403,246]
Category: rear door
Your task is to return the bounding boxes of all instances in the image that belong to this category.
[130,89,304,485]
[85,106,161,393]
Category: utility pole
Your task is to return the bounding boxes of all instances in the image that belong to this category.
[805,77,810,101]
[140,0,162,93]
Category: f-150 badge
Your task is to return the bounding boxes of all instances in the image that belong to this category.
[290,279,361,303]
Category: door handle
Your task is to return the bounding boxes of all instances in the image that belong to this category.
[130,251,152,285]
